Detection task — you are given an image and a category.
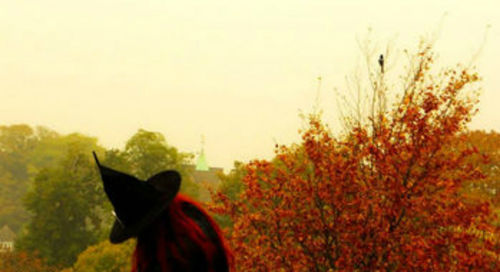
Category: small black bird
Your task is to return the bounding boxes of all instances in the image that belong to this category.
[378,54,384,73]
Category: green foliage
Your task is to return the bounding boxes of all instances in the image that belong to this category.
[16,134,107,267]
[122,129,199,199]
[0,124,36,181]
[0,125,38,232]
[0,125,97,233]
[0,171,28,235]
[211,161,246,230]
[216,161,246,202]
[1,125,208,269]
[72,240,134,272]
[124,129,191,180]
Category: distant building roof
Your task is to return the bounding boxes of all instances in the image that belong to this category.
[193,166,223,184]
[185,164,222,184]
[0,225,15,242]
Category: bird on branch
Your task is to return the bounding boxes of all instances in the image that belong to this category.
[378,54,384,74]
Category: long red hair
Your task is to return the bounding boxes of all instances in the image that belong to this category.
[131,194,233,272]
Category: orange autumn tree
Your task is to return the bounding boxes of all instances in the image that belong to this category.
[212,44,500,271]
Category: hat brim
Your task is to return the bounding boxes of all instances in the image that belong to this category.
[109,194,172,243]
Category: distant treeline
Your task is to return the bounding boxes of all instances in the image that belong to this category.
[0,124,498,268]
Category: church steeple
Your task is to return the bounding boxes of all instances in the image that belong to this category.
[195,135,209,171]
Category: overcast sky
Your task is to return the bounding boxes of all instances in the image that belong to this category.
[1,0,499,170]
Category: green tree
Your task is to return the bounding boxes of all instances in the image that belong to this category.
[0,124,37,180]
[16,134,107,267]
[72,240,134,272]
[210,161,246,230]
[216,161,246,202]
[0,170,28,234]
[123,129,199,198]
[28,127,64,173]
[0,125,38,232]
[0,125,68,233]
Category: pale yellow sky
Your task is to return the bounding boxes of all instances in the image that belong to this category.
[1,0,499,169]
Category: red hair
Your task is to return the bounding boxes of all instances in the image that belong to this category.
[131,194,233,272]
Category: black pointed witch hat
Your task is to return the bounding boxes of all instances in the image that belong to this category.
[92,152,181,244]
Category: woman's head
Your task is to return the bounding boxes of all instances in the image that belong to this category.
[93,153,232,271]
[132,194,233,272]
[93,152,182,244]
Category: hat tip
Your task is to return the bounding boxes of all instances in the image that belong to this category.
[92,151,101,167]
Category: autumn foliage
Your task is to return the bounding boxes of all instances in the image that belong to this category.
[212,46,500,271]
[0,251,58,272]
[460,130,500,207]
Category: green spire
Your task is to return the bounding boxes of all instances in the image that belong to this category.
[195,135,209,171]
[195,149,209,171]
